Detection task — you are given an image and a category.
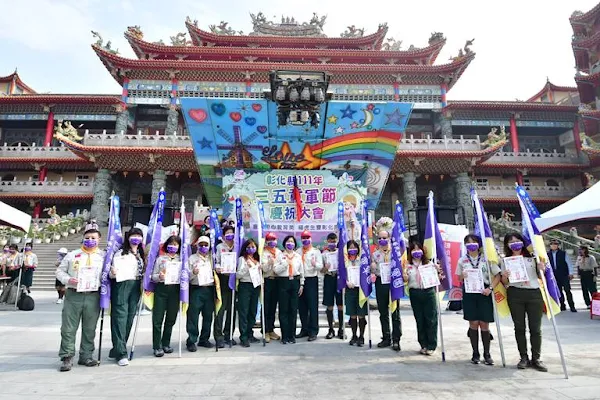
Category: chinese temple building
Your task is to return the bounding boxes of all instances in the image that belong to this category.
[0,10,596,229]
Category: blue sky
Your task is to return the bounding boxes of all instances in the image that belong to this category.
[0,0,598,100]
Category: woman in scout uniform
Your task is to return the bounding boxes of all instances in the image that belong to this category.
[344,240,367,346]
[297,230,323,341]
[405,241,442,356]
[151,235,183,357]
[261,232,281,342]
[21,242,37,293]
[500,233,547,372]
[456,234,501,365]
[371,229,402,351]
[4,244,22,284]
[214,225,237,347]
[275,235,304,344]
[236,238,262,347]
[108,227,145,366]
[0,245,9,277]
[576,245,598,309]
[321,233,344,340]
[56,228,104,372]
[186,235,216,351]
[55,248,68,304]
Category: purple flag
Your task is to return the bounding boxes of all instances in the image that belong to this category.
[228,198,243,290]
[100,195,123,309]
[390,202,406,300]
[179,201,190,304]
[336,202,348,292]
[209,209,221,269]
[143,190,166,292]
[359,201,372,303]
[424,192,452,290]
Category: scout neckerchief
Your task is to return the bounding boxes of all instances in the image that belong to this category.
[410,260,424,288]
[245,255,258,268]
[302,245,311,264]
[467,253,482,269]
[284,250,295,278]
[81,246,98,267]
[380,247,390,263]
[266,246,277,258]
[23,251,34,268]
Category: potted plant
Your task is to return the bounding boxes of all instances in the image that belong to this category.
[10,229,24,244]
[59,220,69,237]
[68,219,77,235]
[0,227,8,246]
[73,216,84,232]
[43,230,51,244]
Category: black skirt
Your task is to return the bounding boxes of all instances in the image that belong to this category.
[462,290,494,322]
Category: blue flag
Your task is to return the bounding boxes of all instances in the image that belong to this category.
[209,209,221,268]
[359,202,372,306]
[229,198,243,290]
[100,195,123,309]
[337,202,348,292]
[390,202,406,302]
[179,201,190,304]
[143,190,166,292]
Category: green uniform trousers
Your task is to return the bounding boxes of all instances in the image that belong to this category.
[375,277,402,341]
[186,285,215,345]
[237,282,259,342]
[298,276,319,336]
[580,271,597,307]
[109,279,141,360]
[278,277,300,341]
[152,283,180,350]
[264,278,279,333]
[507,286,543,360]
[59,289,100,360]
[409,288,438,351]
[213,273,236,342]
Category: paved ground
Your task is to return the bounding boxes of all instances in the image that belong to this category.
[1,291,599,400]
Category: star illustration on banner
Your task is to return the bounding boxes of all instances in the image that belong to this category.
[340,104,357,119]
[334,126,345,135]
[298,143,330,169]
[327,114,339,125]
[384,108,406,126]
[198,137,213,149]
[350,121,360,129]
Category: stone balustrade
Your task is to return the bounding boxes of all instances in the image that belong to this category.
[486,150,584,165]
[477,185,580,199]
[83,130,191,148]
[0,143,80,159]
[0,179,94,195]
[400,135,481,151]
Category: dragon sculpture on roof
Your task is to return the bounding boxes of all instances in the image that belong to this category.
[340,25,365,38]
[91,31,119,54]
[482,126,507,148]
[209,21,243,36]
[581,132,600,149]
[126,25,143,40]
[170,32,191,46]
[54,120,84,142]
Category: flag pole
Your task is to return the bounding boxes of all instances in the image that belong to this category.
[367,295,372,349]
[435,286,446,362]
[260,269,266,346]
[178,302,183,358]
[229,284,236,348]
[341,288,346,340]
[428,192,446,362]
[97,191,116,365]
[473,190,506,367]
[128,289,144,360]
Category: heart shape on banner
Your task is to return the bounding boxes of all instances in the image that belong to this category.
[211,103,226,116]
[245,117,256,126]
[257,125,267,134]
[230,112,242,122]
[252,104,262,112]
[188,109,207,123]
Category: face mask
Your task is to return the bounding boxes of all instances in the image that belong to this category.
[378,239,389,247]
[348,249,359,256]
[247,247,257,255]
[224,233,234,241]
[198,245,209,255]
[302,239,311,246]
[83,239,97,249]
[24,247,32,252]
[129,237,142,246]
[3,249,8,253]
[579,250,584,256]
[508,241,524,251]
[167,245,178,254]
[267,241,277,248]
[465,243,479,252]
[285,243,295,250]
[327,242,337,250]
[9,249,16,254]
[411,250,423,259]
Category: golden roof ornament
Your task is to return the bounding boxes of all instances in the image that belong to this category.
[54,120,84,142]
[127,25,143,40]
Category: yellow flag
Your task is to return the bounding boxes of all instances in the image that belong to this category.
[213,270,222,314]
[492,283,511,318]
[143,291,154,310]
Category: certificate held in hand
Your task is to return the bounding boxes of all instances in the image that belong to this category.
[164,261,181,285]
[504,256,529,283]
[221,252,237,274]
[380,262,391,284]
[326,251,338,272]
[77,265,100,292]
[419,264,440,289]
[249,266,262,288]
[348,266,360,287]
[463,268,484,294]
[113,255,138,283]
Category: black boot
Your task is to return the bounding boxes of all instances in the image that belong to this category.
[357,318,367,347]
[468,328,480,364]
[349,318,358,345]
[326,310,335,339]
[337,309,345,339]
[481,330,494,365]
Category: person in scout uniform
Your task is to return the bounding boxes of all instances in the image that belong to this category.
[275,235,304,344]
[55,248,69,304]
[108,227,145,366]
[4,244,22,284]
[500,233,548,372]
[321,232,344,340]
[296,230,323,341]
[0,245,9,277]
[344,240,367,347]
[236,238,262,347]
[371,228,402,351]
[151,235,183,357]
[186,236,216,351]
[576,245,598,309]
[405,241,442,356]
[214,225,237,348]
[55,228,105,372]
[261,232,281,342]
[21,242,37,293]
[456,234,501,365]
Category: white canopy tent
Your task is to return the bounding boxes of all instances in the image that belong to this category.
[0,201,32,233]
[535,182,600,232]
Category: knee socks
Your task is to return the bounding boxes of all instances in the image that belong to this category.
[481,330,491,356]
[326,309,334,330]
[358,318,367,338]
[350,318,357,338]
[468,328,479,355]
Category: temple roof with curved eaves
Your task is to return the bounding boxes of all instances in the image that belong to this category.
[571,4,600,36]
[0,71,36,94]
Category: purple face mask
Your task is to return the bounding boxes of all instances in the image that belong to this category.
[508,241,524,252]
[327,242,337,250]
[198,245,209,255]
[3,249,9,253]
[167,245,178,254]
[465,243,480,252]
[378,239,389,247]
[224,233,235,241]
[129,237,142,246]
[348,249,359,256]
[83,239,97,249]
[247,247,257,255]
[302,239,311,246]
[285,242,295,250]
[411,250,423,259]
[24,247,32,252]
[267,240,277,248]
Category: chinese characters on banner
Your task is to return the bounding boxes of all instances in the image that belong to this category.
[438,223,469,300]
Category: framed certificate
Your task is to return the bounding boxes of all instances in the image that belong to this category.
[249,266,262,288]
[348,266,360,287]
[326,251,338,272]
[504,256,529,283]
[221,252,237,274]
[77,265,100,292]
[164,261,181,285]
[380,262,391,284]
[113,255,137,283]
[197,264,214,286]
[464,268,484,294]
[419,264,440,289]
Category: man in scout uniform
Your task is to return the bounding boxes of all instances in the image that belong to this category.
[296,230,323,341]
[56,228,105,372]
[214,225,237,347]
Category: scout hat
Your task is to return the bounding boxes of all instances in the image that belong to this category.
[197,236,210,245]
[301,230,311,238]
[266,232,277,240]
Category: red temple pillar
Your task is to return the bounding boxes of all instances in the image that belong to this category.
[440,82,448,108]
[393,82,400,102]
[509,114,519,152]
[573,117,582,155]
[35,110,54,218]
[516,170,524,186]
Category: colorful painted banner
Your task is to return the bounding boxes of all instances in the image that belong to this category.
[438,223,469,301]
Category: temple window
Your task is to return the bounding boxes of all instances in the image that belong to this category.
[76,174,90,184]
[523,178,531,188]
[475,178,488,189]
[545,179,560,187]
[1,174,15,182]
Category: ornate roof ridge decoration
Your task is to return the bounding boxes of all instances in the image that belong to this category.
[444,100,578,112]
[170,32,192,46]
[249,12,327,37]
[570,3,600,23]
[447,38,474,62]
[571,28,600,46]
[340,25,365,38]
[527,79,579,102]
[91,30,119,55]
[0,70,36,94]
[0,94,121,104]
